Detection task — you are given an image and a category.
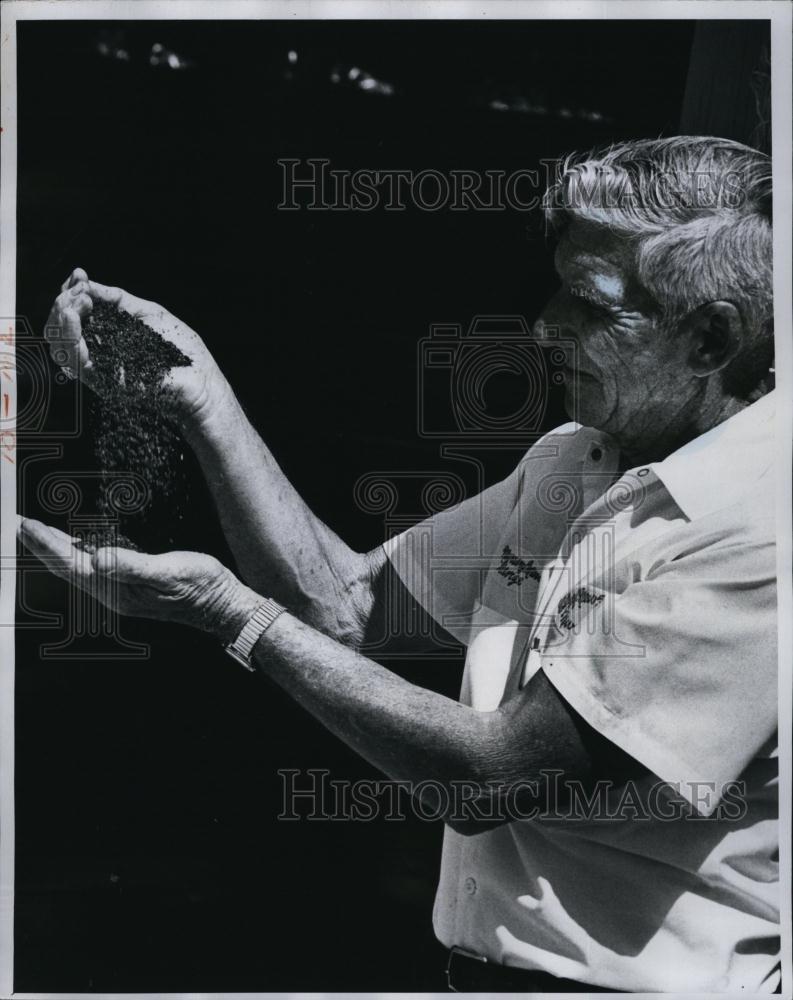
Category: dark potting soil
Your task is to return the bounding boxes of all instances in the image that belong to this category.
[80,301,192,550]
[74,527,142,553]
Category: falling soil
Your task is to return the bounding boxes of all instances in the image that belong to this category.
[75,301,192,551]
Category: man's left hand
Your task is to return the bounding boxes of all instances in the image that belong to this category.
[17,518,261,645]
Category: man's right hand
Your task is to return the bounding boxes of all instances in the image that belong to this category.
[44,267,232,430]
[43,270,400,650]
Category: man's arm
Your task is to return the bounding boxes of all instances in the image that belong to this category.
[186,395,451,653]
[182,381,384,645]
[224,581,645,831]
[18,520,647,832]
[46,270,402,648]
[186,389,463,655]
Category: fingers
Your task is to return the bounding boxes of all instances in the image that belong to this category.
[45,303,92,379]
[57,270,148,315]
[17,517,93,585]
[45,282,92,338]
[60,308,92,373]
[45,279,96,381]
[86,279,150,316]
[60,267,89,294]
[17,518,159,610]
[19,523,232,631]
[46,273,159,388]
[18,516,79,553]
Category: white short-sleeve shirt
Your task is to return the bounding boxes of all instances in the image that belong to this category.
[383,391,779,993]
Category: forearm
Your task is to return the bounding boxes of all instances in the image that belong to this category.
[248,604,496,796]
[20,504,604,831]
[182,379,375,642]
[224,595,601,828]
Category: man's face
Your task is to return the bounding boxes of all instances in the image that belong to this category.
[537,221,697,438]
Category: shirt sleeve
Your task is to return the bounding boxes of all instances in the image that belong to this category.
[382,458,526,645]
[540,521,777,816]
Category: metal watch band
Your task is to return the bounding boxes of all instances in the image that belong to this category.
[224,598,286,671]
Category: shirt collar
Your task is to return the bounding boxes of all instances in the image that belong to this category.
[639,390,776,520]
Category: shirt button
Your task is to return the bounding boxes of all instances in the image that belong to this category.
[464,877,477,896]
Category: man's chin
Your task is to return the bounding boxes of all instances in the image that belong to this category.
[563,378,610,428]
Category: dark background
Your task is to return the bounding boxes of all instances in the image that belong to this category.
[14,18,768,992]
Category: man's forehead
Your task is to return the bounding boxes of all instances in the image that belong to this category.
[555,222,641,301]
[556,221,634,274]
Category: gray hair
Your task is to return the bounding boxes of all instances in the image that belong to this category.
[543,136,773,398]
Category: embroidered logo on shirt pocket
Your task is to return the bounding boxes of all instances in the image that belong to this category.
[557,586,606,630]
[497,545,541,586]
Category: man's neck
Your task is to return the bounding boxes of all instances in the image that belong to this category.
[612,392,752,474]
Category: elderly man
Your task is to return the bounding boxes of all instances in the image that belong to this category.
[21,137,779,993]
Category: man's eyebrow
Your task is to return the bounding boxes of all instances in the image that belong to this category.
[568,282,613,308]
[554,245,625,305]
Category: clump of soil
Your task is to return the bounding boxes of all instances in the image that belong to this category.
[80,301,192,549]
[74,527,141,553]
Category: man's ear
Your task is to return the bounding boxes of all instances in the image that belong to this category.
[679,301,745,376]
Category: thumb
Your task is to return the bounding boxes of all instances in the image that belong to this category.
[92,546,165,584]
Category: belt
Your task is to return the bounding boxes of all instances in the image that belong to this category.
[446,947,622,993]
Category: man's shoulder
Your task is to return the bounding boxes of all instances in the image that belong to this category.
[684,482,776,549]
[519,421,592,466]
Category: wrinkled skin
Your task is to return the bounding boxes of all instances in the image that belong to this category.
[44,268,229,427]
[18,516,258,646]
[17,243,758,830]
[535,220,746,467]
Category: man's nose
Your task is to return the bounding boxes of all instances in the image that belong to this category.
[533,294,564,341]
[531,307,562,340]
[532,316,555,341]
[533,288,575,341]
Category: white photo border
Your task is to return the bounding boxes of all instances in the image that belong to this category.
[0,2,790,999]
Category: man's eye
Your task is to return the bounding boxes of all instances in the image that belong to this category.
[570,289,608,315]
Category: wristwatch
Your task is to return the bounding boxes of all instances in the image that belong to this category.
[224,598,286,671]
